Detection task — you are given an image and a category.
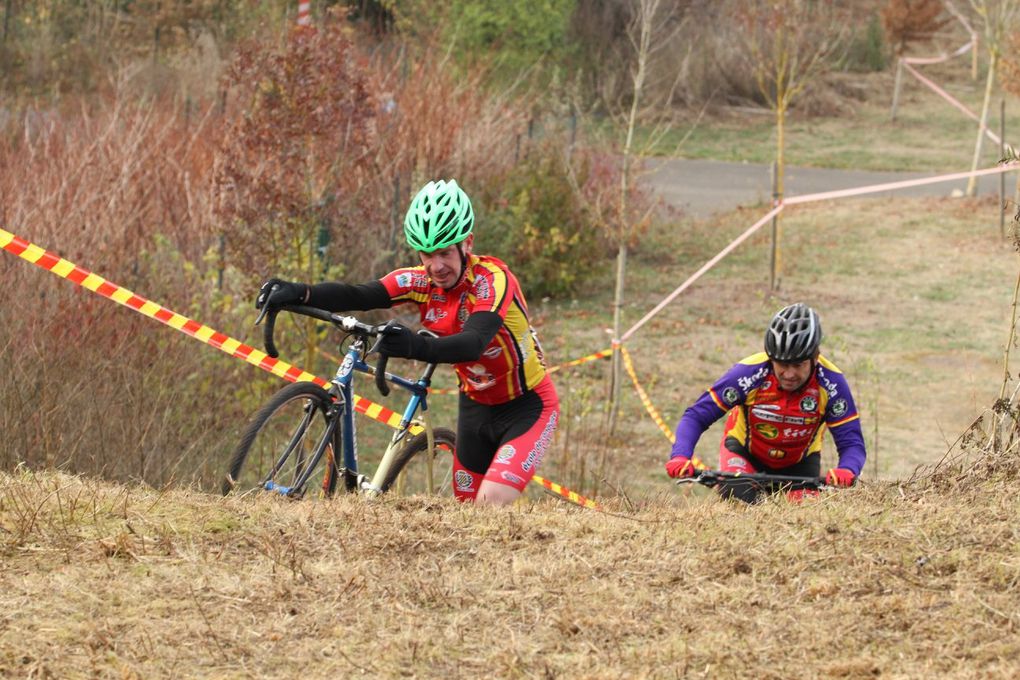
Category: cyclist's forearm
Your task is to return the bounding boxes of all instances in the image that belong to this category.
[830,421,867,476]
[419,312,502,364]
[670,396,724,458]
[307,281,392,312]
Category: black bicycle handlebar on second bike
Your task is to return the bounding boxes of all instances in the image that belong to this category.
[676,469,829,491]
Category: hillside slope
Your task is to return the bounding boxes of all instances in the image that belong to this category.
[1,467,1016,678]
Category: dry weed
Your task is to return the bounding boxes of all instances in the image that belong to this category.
[1,470,1018,678]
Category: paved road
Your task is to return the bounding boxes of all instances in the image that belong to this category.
[642,158,1008,218]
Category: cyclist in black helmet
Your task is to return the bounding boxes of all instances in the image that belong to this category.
[664,303,867,503]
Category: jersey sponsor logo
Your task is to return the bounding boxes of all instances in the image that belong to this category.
[482,346,503,359]
[767,448,787,460]
[830,398,849,418]
[783,416,807,425]
[495,444,516,464]
[501,471,524,486]
[722,387,740,405]
[474,275,492,301]
[799,395,817,413]
[819,369,839,397]
[431,293,447,302]
[395,272,413,288]
[782,427,811,439]
[457,306,469,324]
[465,365,496,390]
[455,469,475,492]
[727,457,752,470]
[751,407,784,423]
[754,423,779,439]
[738,366,770,393]
[521,412,557,472]
[424,308,448,323]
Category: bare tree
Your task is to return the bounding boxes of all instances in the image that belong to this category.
[732,0,848,287]
[965,0,1020,196]
[569,0,691,434]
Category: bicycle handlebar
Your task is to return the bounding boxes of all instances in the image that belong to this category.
[255,298,392,395]
[676,469,828,491]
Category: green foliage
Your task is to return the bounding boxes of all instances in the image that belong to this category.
[392,0,577,86]
[840,13,888,73]
[476,146,606,300]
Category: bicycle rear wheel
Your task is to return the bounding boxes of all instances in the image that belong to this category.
[222,381,340,498]
[381,428,457,497]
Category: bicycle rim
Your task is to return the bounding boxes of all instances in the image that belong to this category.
[381,428,457,497]
[224,381,339,498]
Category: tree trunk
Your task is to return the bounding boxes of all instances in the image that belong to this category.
[607,242,628,434]
[772,103,787,290]
[967,51,998,197]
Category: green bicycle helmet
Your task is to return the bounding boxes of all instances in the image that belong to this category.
[403,179,474,253]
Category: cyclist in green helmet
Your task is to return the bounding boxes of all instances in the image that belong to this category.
[256,179,560,506]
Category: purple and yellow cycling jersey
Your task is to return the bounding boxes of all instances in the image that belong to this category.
[671,352,867,475]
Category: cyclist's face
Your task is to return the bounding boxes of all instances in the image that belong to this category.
[419,235,472,289]
[771,357,814,392]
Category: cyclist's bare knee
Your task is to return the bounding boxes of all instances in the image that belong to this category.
[476,480,521,506]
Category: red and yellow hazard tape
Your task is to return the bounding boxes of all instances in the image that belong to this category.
[533,476,598,509]
[620,345,675,442]
[0,228,410,428]
[2,226,598,509]
[619,345,706,471]
[548,347,612,374]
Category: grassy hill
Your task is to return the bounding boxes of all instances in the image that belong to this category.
[1,461,1016,677]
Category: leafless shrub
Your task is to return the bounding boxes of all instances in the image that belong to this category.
[881,0,950,56]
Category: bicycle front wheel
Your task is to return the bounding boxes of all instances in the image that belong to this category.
[381,428,457,497]
[222,381,340,499]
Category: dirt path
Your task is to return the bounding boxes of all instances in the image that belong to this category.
[643,158,1009,217]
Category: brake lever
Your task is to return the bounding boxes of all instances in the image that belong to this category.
[369,322,394,397]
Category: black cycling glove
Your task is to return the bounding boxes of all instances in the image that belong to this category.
[255,278,310,310]
[377,322,429,361]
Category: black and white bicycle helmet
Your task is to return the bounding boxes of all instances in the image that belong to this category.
[764,303,822,362]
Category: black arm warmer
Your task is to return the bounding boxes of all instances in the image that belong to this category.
[306,281,392,312]
[417,311,503,364]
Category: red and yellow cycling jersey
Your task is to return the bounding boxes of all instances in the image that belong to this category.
[671,352,867,474]
[380,254,548,405]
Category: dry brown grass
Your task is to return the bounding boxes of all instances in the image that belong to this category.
[1,467,1017,678]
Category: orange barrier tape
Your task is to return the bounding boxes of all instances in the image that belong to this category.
[619,345,706,471]
[623,162,1020,343]
[532,476,598,510]
[2,227,596,509]
[901,62,1002,146]
[0,228,410,430]
[548,348,613,374]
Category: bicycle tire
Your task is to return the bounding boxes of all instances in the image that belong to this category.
[222,381,340,498]
[380,427,457,497]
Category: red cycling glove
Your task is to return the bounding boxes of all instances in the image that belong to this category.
[665,457,696,479]
[825,468,856,487]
